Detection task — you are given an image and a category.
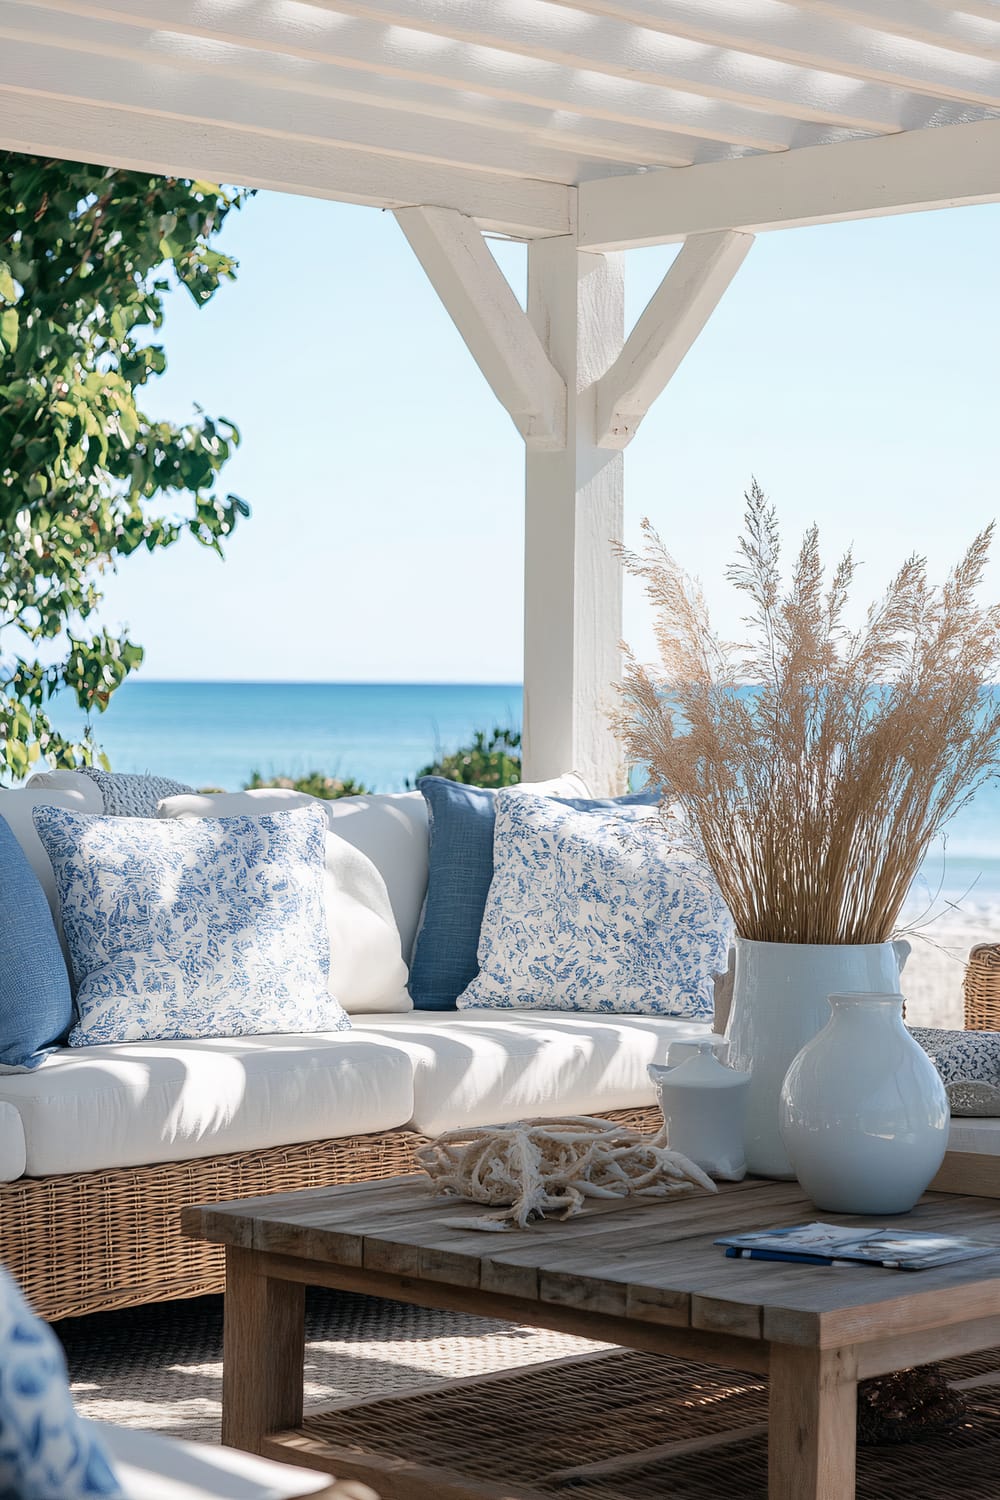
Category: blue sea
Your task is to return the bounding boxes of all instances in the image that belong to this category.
[50,680,523,798]
[46,678,1000,912]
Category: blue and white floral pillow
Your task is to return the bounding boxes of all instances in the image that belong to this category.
[32,805,349,1045]
[457,793,731,1018]
[0,1266,122,1498]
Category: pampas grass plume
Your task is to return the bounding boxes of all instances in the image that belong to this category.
[616,482,1000,945]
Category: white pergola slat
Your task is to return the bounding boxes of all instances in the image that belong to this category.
[546,0,1000,102]
[1,0,998,788]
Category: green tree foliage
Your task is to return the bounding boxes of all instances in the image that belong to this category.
[243,771,371,800]
[411,726,522,788]
[0,156,250,780]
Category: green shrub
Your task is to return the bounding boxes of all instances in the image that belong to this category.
[243,771,370,799]
[410,727,522,789]
[242,724,523,801]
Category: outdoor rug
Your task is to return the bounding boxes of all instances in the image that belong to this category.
[57,1289,603,1443]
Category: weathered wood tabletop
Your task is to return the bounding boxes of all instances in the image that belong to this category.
[183,1174,1000,1500]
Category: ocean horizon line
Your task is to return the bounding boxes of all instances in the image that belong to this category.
[120,678,524,689]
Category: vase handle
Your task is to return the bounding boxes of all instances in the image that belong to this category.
[893,938,912,974]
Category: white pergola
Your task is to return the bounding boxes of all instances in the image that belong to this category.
[2,0,999,789]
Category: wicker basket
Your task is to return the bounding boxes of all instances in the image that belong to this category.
[964,944,1000,1030]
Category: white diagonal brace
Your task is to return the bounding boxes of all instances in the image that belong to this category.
[395,206,567,450]
[594,230,752,448]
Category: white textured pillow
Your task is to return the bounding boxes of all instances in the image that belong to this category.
[32,805,347,1045]
[157,790,411,1014]
[458,792,732,1018]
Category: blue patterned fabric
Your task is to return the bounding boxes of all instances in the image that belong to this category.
[32,805,349,1045]
[908,1026,1000,1116]
[0,816,72,1069]
[409,779,657,1012]
[0,1266,122,1498]
[457,793,731,1018]
[909,1026,1000,1085]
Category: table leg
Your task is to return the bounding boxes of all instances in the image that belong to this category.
[221,1245,306,1453]
[768,1345,857,1500]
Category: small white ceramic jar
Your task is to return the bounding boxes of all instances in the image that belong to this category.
[666,1036,729,1068]
[649,1042,751,1181]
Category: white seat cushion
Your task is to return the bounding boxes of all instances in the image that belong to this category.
[0,1034,414,1176]
[94,1422,359,1500]
[352,1010,714,1136]
[0,1102,26,1182]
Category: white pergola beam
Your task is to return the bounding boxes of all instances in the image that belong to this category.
[395,207,567,451]
[0,91,572,238]
[579,116,1000,249]
[594,230,753,448]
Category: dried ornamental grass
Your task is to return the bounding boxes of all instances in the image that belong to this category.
[616,483,1000,946]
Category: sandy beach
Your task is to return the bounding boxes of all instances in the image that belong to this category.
[900,912,998,1030]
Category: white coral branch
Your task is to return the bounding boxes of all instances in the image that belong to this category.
[416,1115,716,1230]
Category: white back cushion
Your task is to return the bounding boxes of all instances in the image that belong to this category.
[322,792,429,954]
[0,781,103,917]
[157,790,412,1014]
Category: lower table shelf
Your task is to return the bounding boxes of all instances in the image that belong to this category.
[262,1343,1000,1500]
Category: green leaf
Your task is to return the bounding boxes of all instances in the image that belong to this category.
[0,307,18,352]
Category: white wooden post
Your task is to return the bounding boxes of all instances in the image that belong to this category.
[522,237,626,794]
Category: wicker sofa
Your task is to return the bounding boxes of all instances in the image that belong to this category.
[0,776,711,1321]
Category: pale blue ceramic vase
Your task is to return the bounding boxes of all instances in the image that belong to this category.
[724,937,911,1178]
[779,993,949,1214]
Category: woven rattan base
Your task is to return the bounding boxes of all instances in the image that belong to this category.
[0,1105,662,1322]
[267,1344,1000,1500]
[0,1130,422,1322]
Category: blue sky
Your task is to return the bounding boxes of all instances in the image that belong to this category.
[91,191,1000,683]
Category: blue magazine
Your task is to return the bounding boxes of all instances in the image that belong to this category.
[715,1222,997,1271]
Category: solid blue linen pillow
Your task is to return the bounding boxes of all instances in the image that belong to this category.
[0,815,72,1068]
[408,779,658,1011]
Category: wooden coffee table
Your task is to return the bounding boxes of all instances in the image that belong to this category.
[183,1175,1000,1500]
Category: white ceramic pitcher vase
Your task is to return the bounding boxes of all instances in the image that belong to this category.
[724,937,911,1178]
